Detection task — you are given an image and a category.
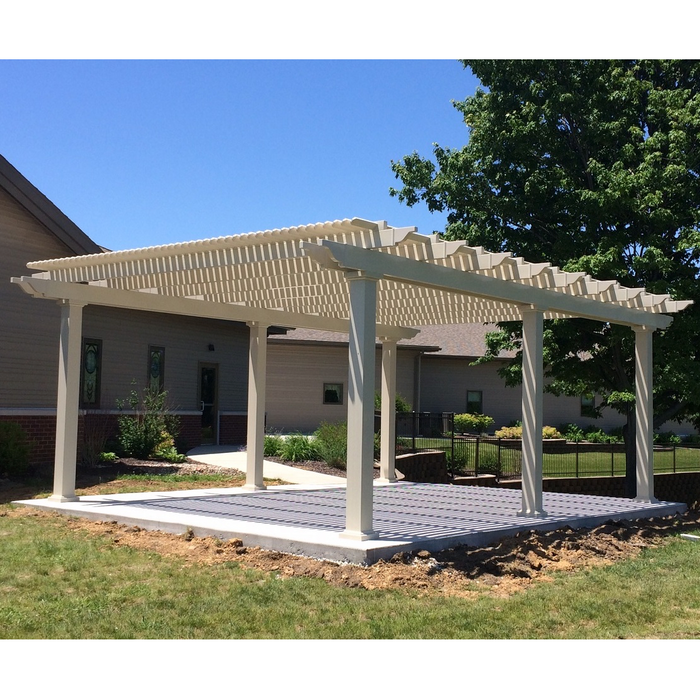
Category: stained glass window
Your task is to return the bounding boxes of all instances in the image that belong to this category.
[81,339,102,407]
[148,346,165,392]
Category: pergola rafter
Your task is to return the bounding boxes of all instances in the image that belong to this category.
[12,217,693,540]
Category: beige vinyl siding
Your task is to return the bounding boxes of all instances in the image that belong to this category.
[82,307,249,412]
[265,341,418,432]
[0,187,74,408]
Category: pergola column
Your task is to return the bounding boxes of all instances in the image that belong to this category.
[50,300,85,502]
[378,337,398,483]
[634,326,657,502]
[342,271,379,540]
[518,307,547,517]
[245,321,268,491]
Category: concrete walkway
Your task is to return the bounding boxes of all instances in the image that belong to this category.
[186,445,346,486]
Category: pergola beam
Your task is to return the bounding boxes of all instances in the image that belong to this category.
[303,241,675,330]
[12,275,418,340]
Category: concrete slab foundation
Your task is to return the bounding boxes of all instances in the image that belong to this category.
[14,482,687,565]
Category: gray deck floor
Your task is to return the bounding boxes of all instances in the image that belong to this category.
[15,482,686,564]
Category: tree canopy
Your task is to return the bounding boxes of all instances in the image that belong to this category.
[390,60,700,444]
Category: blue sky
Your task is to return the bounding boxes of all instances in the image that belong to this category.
[1,60,480,251]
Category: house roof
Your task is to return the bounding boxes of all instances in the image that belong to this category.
[272,323,511,358]
[0,155,103,256]
[15,218,692,335]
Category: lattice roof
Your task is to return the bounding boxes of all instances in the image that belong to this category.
[18,218,692,334]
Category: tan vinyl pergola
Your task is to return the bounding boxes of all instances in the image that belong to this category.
[13,218,693,541]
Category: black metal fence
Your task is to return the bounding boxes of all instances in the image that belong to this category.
[395,412,700,479]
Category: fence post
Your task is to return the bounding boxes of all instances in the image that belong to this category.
[611,442,615,476]
[412,412,416,453]
[475,436,480,477]
[673,444,676,473]
[575,439,579,478]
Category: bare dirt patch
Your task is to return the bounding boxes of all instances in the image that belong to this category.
[6,505,700,598]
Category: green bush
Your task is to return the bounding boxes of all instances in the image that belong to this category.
[0,422,31,478]
[454,413,495,434]
[374,392,412,413]
[313,422,347,468]
[582,427,618,444]
[117,385,183,460]
[655,431,682,445]
[559,423,585,441]
[279,434,319,462]
[264,434,285,457]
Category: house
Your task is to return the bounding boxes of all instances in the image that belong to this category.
[265,324,696,436]
[0,154,252,465]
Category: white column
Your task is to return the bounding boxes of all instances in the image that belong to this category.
[518,307,547,517]
[378,337,398,483]
[634,326,657,502]
[50,300,85,502]
[342,272,379,540]
[245,321,268,491]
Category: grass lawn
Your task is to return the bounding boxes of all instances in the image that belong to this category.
[2,471,700,640]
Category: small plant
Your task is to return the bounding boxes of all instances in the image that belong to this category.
[279,434,318,462]
[0,422,31,478]
[313,422,347,468]
[454,413,495,434]
[264,434,285,457]
[99,451,118,464]
[116,384,183,460]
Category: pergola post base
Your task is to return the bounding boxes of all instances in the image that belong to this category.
[47,494,80,503]
[516,508,548,518]
[340,529,378,541]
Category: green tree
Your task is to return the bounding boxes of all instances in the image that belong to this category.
[390,60,700,495]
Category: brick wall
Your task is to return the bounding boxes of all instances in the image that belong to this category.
[219,414,247,445]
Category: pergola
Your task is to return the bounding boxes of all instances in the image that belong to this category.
[13,218,692,541]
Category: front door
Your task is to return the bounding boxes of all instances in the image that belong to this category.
[199,363,218,445]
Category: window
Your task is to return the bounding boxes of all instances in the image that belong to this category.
[581,395,596,418]
[466,390,483,414]
[323,383,343,405]
[148,346,165,392]
[81,339,102,407]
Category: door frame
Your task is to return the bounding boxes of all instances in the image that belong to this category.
[198,362,219,445]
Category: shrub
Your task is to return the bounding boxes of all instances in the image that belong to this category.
[313,422,347,468]
[454,413,495,434]
[374,392,412,413]
[559,423,585,442]
[494,425,562,439]
[117,385,183,460]
[655,431,682,445]
[542,426,563,440]
[264,434,285,457]
[583,428,616,444]
[0,422,31,478]
[279,434,319,462]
